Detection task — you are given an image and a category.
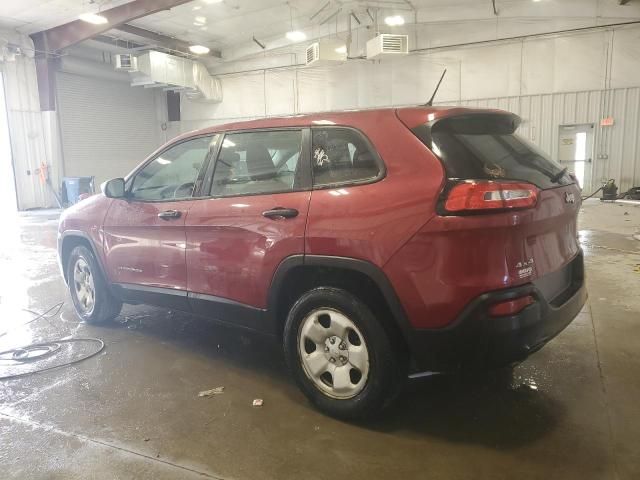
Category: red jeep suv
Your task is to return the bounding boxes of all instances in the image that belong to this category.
[58,106,587,418]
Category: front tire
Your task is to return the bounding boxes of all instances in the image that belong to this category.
[67,245,122,324]
[283,287,404,419]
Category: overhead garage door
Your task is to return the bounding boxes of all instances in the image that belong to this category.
[56,72,161,187]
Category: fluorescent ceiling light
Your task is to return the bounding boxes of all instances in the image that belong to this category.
[189,45,210,54]
[156,158,171,165]
[384,15,405,26]
[78,13,108,25]
[195,16,207,24]
[286,31,306,42]
[203,0,223,3]
[335,45,347,54]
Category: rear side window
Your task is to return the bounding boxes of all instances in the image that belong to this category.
[311,128,382,187]
[211,130,302,197]
[412,114,572,189]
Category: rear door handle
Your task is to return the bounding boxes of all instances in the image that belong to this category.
[158,210,182,220]
[262,207,299,219]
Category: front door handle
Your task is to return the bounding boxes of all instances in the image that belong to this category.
[158,210,182,220]
[262,207,299,219]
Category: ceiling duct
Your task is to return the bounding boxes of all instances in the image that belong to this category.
[125,51,222,103]
[366,34,409,59]
[305,39,347,67]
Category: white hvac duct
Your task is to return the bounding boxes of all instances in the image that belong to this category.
[129,51,222,103]
[60,56,131,83]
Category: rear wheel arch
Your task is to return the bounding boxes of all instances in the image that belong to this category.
[268,255,411,353]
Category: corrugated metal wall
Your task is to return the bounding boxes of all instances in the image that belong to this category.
[56,72,162,187]
[177,84,640,194]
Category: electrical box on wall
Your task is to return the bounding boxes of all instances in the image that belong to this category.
[366,34,409,59]
[305,39,347,67]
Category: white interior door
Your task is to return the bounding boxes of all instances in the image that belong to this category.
[558,124,594,191]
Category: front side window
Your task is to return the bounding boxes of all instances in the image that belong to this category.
[130,135,218,201]
[311,128,381,187]
[211,130,302,197]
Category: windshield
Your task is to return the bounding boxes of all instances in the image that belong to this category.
[412,114,573,189]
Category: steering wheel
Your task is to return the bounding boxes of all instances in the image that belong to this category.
[173,182,195,199]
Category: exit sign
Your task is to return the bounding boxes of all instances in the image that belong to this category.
[600,117,615,126]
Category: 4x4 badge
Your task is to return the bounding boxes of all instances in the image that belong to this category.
[565,192,576,204]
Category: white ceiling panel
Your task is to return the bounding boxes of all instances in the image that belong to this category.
[1,0,640,62]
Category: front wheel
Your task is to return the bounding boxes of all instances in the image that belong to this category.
[67,245,122,324]
[283,287,404,419]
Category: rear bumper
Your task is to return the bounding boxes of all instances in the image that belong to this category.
[407,252,587,373]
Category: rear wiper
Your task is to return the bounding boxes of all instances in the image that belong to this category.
[549,167,568,183]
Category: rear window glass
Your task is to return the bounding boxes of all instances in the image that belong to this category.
[412,114,572,189]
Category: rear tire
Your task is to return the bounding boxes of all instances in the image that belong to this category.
[283,287,404,420]
[67,245,122,324]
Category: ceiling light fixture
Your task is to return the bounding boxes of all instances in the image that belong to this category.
[78,13,108,25]
[335,45,347,54]
[286,30,306,42]
[189,45,210,54]
[203,0,223,3]
[384,15,405,26]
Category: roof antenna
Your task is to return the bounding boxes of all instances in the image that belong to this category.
[424,69,447,106]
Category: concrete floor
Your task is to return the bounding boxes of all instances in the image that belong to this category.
[0,200,639,480]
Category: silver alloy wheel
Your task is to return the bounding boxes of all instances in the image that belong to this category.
[298,308,370,399]
[73,258,95,315]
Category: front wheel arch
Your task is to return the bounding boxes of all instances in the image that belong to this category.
[60,234,106,285]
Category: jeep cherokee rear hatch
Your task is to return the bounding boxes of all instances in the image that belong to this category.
[391,107,583,328]
[408,109,574,192]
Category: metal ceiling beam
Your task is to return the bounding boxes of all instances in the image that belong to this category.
[113,23,221,58]
[29,0,193,110]
[30,0,193,54]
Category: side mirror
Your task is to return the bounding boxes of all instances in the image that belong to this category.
[101,178,126,199]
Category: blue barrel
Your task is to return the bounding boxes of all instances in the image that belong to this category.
[61,177,95,206]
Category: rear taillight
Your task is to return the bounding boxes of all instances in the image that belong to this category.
[444,180,539,214]
[489,295,535,317]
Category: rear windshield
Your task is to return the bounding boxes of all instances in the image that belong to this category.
[412,114,573,189]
